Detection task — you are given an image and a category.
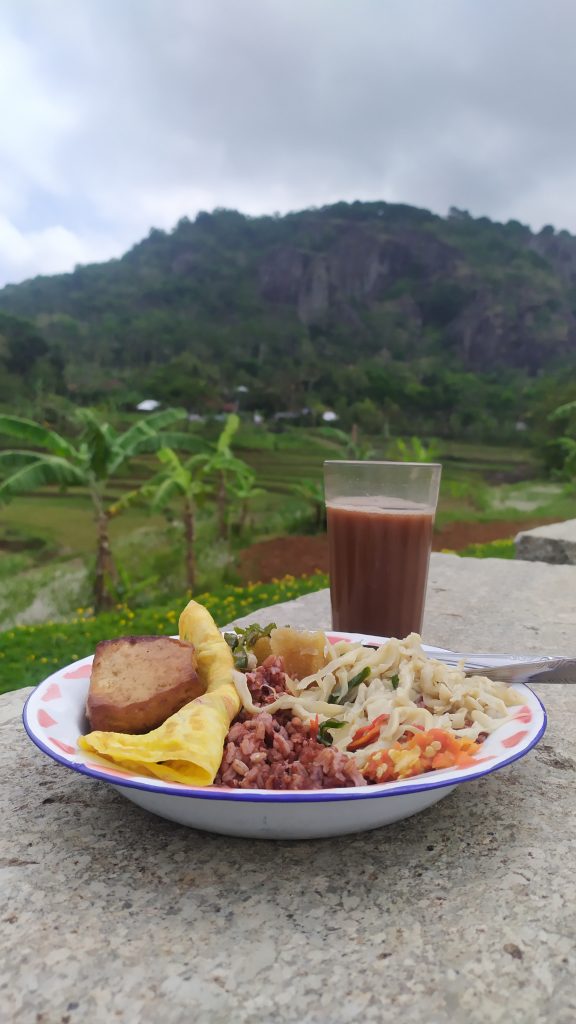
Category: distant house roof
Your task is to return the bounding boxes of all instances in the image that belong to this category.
[273,408,311,421]
[136,399,161,412]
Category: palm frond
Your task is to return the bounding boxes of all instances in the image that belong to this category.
[152,431,211,454]
[0,415,77,459]
[557,437,576,453]
[186,452,211,470]
[75,409,115,478]
[150,477,184,511]
[0,449,47,475]
[314,425,350,446]
[110,411,185,467]
[157,447,191,490]
[216,413,240,454]
[142,407,188,431]
[115,420,158,455]
[107,482,154,514]
[292,479,325,501]
[229,479,265,500]
[107,468,169,514]
[0,456,86,503]
[75,408,113,435]
[157,446,182,470]
[549,401,576,423]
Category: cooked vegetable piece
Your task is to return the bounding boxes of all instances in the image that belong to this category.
[317,718,347,746]
[328,665,371,704]
[363,729,482,783]
[347,713,390,751]
[270,627,328,679]
[253,636,273,663]
[225,623,276,670]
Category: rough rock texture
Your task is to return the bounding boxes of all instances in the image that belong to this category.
[2,553,576,1024]
[515,519,576,565]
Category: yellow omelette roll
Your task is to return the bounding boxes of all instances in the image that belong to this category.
[78,600,241,786]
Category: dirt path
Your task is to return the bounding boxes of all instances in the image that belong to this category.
[239,517,558,584]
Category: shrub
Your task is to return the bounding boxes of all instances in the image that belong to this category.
[458,539,515,559]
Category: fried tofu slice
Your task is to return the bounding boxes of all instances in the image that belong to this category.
[86,635,204,734]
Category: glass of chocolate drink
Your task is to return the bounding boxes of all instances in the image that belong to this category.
[324,460,442,638]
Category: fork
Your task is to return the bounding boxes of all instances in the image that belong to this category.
[427,649,575,684]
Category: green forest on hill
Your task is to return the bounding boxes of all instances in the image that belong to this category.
[1,200,575,450]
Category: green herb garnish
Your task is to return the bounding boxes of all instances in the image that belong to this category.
[328,665,371,705]
[234,649,249,671]
[224,622,277,671]
[317,719,347,747]
[390,673,400,689]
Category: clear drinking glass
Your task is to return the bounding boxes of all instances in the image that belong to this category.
[324,460,442,638]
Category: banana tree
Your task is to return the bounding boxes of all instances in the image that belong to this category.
[112,447,211,591]
[388,436,441,463]
[205,414,253,539]
[227,470,266,536]
[549,400,576,479]
[0,408,186,610]
[315,425,376,460]
[291,478,326,531]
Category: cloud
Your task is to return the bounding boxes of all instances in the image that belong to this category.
[2,0,576,284]
[0,214,119,281]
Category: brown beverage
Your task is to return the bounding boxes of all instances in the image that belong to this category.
[327,497,435,637]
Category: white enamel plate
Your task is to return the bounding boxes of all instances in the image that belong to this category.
[23,631,546,840]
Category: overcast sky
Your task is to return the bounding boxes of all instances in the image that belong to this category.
[2,0,576,286]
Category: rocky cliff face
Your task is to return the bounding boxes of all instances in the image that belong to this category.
[259,226,460,327]
[255,215,576,370]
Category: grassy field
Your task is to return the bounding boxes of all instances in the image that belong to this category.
[0,493,167,556]
[0,428,569,630]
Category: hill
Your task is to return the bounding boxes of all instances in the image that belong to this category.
[1,201,576,437]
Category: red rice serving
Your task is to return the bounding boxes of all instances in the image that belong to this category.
[215,656,365,789]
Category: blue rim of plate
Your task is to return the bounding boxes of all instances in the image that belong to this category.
[22,683,547,804]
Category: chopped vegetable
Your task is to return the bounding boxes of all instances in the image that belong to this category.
[362,729,482,783]
[234,649,249,671]
[270,627,328,678]
[390,673,400,689]
[224,622,276,671]
[347,713,389,751]
[317,718,347,747]
[328,665,371,704]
